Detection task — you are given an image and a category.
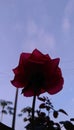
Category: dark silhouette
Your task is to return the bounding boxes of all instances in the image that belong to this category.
[18,96,74,130]
[0,122,14,130]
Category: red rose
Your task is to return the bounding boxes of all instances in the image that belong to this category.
[11,49,64,97]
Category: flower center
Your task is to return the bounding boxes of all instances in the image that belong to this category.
[29,72,45,88]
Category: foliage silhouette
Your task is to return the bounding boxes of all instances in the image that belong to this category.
[0,99,14,122]
[18,96,74,130]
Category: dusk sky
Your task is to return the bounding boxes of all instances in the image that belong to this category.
[0,0,74,130]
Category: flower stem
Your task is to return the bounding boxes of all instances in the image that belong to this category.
[0,109,4,122]
[12,88,18,129]
[32,94,36,130]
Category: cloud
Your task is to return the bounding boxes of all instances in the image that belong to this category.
[62,0,74,33]
[62,18,70,32]
[64,0,74,17]
[22,20,56,53]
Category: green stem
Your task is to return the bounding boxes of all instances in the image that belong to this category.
[32,94,36,130]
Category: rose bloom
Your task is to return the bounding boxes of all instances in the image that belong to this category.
[11,49,64,97]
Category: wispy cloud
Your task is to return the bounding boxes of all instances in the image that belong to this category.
[62,18,70,32]
[62,0,74,33]
[64,0,74,17]
[21,20,56,53]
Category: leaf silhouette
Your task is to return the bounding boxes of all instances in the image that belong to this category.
[70,118,74,121]
[53,110,58,118]
[37,96,46,102]
[58,109,68,116]
[2,110,7,114]
[63,121,74,130]
[39,103,46,109]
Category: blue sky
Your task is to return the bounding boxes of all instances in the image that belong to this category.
[0,0,74,129]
